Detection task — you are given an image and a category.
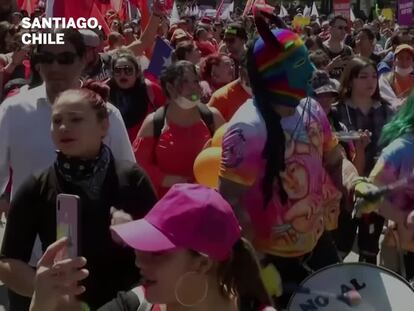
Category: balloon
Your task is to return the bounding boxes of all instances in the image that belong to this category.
[260,263,283,298]
[211,123,228,147]
[194,147,222,188]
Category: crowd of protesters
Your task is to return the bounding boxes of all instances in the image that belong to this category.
[0,1,414,311]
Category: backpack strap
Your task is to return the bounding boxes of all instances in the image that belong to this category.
[152,104,215,139]
[153,106,168,139]
[131,286,153,311]
[197,102,215,137]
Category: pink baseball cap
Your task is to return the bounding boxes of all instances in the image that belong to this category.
[111,183,241,261]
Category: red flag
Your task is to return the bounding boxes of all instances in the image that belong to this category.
[96,0,113,15]
[131,0,150,28]
[18,0,38,15]
[52,0,94,19]
[90,2,111,35]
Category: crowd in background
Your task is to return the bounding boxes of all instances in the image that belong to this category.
[0,1,414,311]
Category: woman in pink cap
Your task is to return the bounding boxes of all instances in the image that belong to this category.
[28,184,276,311]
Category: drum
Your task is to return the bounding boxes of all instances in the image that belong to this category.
[288,263,414,311]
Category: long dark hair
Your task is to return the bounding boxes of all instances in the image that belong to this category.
[192,238,273,310]
[338,56,381,102]
[108,50,150,128]
[246,42,288,208]
[218,238,273,310]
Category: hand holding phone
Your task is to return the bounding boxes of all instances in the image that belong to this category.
[56,194,81,260]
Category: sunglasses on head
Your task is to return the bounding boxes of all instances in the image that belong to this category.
[33,51,78,65]
[113,65,134,76]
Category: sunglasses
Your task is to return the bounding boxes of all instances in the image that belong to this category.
[33,52,78,65]
[113,66,134,76]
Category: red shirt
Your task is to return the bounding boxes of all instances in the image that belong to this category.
[133,120,211,197]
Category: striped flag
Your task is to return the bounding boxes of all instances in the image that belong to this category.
[146,37,173,78]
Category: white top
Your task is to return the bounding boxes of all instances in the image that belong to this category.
[0,83,136,198]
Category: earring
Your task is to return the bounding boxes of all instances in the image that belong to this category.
[174,271,209,307]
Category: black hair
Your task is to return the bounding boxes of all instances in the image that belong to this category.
[246,41,288,207]
[109,49,150,129]
[172,41,196,62]
[217,238,273,310]
[160,60,197,98]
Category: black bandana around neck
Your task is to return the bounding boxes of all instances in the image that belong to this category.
[55,144,111,200]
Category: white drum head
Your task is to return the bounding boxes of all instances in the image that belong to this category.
[288,263,414,311]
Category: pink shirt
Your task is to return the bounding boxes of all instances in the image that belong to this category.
[220,99,341,257]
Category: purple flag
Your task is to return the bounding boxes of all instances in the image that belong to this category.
[398,0,413,26]
[146,37,174,78]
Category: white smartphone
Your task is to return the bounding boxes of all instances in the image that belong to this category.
[56,194,81,259]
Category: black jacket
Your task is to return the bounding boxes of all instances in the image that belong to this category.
[1,158,157,309]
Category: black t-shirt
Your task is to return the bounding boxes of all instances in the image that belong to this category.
[1,159,158,310]
[321,44,354,80]
[84,53,112,82]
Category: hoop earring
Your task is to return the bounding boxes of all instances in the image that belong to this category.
[174,271,209,307]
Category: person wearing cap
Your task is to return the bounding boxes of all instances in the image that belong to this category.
[379,44,414,109]
[311,70,357,259]
[28,184,276,311]
[170,28,191,48]
[312,70,340,118]
[218,8,359,308]
[133,61,224,198]
[0,28,135,310]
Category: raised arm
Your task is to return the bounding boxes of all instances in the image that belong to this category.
[126,1,165,57]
